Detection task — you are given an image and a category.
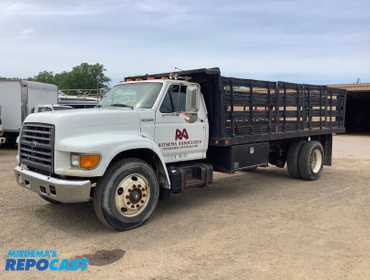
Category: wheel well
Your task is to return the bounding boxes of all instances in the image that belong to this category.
[109,149,169,189]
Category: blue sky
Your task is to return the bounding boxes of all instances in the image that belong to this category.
[0,0,369,85]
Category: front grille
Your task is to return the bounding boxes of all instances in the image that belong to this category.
[20,123,55,174]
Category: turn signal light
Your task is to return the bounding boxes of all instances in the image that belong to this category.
[71,154,101,170]
[80,155,101,169]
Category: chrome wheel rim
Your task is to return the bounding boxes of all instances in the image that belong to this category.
[311,149,322,174]
[114,173,150,218]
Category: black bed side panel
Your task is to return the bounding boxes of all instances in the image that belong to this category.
[220,78,346,144]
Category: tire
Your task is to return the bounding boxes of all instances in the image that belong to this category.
[287,141,306,178]
[93,158,160,231]
[39,195,61,204]
[298,141,324,181]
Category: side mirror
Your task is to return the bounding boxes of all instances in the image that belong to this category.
[186,85,200,112]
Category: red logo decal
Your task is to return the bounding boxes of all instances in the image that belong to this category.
[175,129,189,140]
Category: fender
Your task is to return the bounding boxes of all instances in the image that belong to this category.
[55,132,171,189]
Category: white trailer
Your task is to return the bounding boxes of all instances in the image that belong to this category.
[0,106,5,144]
[0,80,58,144]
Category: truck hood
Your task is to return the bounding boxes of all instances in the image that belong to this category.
[24,108,142,139]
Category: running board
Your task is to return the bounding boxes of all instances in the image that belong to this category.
[167,163,213,193]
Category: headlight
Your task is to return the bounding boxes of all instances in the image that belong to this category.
[71,153,101,170]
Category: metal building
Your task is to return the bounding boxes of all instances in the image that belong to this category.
[330,83,370,133]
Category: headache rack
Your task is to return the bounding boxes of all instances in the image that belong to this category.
[125,68,347,146]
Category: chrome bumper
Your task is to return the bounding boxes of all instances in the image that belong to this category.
[14,166,92,203]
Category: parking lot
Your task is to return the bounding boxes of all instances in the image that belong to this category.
[1,134,370,279]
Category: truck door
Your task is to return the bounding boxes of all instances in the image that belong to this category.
[155,83,208,163]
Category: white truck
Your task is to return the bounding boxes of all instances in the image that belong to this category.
[14,68,347,231]
[0,80,58,144]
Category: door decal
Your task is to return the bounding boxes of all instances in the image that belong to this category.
[158,128,202,151]
[175,128,189,140]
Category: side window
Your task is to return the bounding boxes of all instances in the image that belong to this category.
[160,91,173,113]
[160,84,194,113]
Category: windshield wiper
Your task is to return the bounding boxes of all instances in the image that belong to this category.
[110,103,134,109]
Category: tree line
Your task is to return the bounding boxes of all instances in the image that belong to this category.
[0,63,111,90]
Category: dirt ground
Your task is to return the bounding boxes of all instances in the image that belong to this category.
[1,135,370,279]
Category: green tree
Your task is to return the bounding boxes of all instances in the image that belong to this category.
[0,76,20,80]
[32,71,55,85]
[32,63,111,90]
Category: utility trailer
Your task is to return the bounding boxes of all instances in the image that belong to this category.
[126,68,347,173]
[0,80,58,144]
[15,67,347,231]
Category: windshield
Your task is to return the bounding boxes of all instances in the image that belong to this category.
[98,82,163,109]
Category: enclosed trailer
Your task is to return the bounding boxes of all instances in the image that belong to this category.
[0,80,58,143]
[0,106,5,144]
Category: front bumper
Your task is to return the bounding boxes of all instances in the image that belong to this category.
[14,166,92,203]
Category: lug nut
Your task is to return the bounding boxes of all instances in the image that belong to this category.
[117,188,123,195]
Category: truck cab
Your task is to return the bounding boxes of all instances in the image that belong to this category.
[14,68,346,231]
[15,78,211,230]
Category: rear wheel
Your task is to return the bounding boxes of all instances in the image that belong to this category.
[93,158,159,231]
[298,141,324,181]
[287,141,306,178]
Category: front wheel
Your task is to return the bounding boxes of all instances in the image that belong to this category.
[93,158,160,231]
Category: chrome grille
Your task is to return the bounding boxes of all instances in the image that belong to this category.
[20,123,54,174]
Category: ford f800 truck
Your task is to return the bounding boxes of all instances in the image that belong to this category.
[14,68,347,231]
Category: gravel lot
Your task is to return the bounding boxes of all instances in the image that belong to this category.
[1,135,370,279]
